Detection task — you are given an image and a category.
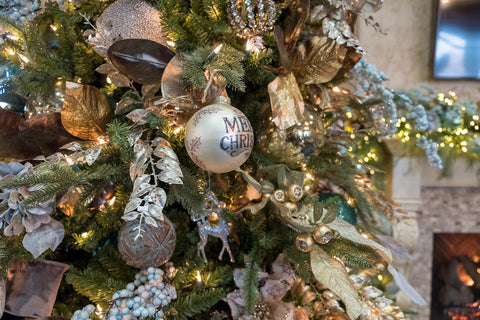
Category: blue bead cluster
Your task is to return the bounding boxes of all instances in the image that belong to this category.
[71,267,176,320]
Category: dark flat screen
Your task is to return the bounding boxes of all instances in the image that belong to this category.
[433,0,480,79]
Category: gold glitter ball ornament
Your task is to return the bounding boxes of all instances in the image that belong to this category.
[296,232,315,252]
[96,0,170,47]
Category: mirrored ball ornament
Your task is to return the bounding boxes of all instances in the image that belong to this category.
[184,97,254,173]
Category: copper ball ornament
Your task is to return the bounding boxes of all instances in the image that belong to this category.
[118,217,176,268]
[296,232,315,253]
[312,224,333,245]
[184,96,254,173]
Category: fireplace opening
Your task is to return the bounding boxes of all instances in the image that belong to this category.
[431,233,480,320]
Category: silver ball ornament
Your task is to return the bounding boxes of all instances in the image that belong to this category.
[184,97,254,173]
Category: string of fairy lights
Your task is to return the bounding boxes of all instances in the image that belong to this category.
[351,90,480,176]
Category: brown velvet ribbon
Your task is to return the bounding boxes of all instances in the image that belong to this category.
[3,260,69,318]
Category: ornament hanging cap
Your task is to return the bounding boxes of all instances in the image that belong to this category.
[215,95,231,105]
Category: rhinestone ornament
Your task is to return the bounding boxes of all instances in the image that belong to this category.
[227,0,276,51]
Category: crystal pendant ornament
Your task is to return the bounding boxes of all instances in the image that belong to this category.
[184,96,254,173]
[227,0,276,53]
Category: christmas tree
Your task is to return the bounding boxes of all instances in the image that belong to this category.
[0,0,478,319]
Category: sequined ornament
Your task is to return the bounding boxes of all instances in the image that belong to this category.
[184,96,254,173]
[227,0,276,52]
[192,191,234,262]
[60,83,112,140]
[96,0,170,47]
[296,232,314,252]
[252,303,271,320]
[118,217,176,268]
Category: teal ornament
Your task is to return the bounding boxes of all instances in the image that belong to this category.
[317,193,357,225]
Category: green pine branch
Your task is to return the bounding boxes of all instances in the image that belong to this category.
[167,166,205,216]
[243,245,260,314]
[321,237,381,269]
[183,45,246,92]
[166,288,226,320]
[66,265,127,309]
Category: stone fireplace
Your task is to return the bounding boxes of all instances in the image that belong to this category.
[389,155,480,320]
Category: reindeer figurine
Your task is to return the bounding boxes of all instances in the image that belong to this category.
[193,190,234,263]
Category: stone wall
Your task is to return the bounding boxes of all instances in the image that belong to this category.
[407,186,480,319]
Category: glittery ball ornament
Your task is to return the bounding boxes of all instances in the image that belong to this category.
[184,96,254,173]
[118,217,176,269]
[96,0,170,47]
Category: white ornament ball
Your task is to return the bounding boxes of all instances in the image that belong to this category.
[184,97,254,173]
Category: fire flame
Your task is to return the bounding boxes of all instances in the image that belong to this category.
[457,263,474,287]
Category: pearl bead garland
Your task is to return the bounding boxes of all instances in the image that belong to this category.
[1,0,42,24]
[71,267,176,320]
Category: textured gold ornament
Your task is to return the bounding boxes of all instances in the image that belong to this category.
[118,217,176,268]
[60,83,112,140]
[292,36,347,84]
[296,232,314,252]
[313,224,333,245]
[267,73,305,130]
[96,0,169,47]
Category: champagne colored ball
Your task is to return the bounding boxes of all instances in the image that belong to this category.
[296,232,315,252]
[313,224,333,244]
[184,97,254,173]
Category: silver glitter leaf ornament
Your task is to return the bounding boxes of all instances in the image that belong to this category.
[85,145,102,166]
[123,136,182,234]
[22,219,64,259]
[115,97,138,115]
